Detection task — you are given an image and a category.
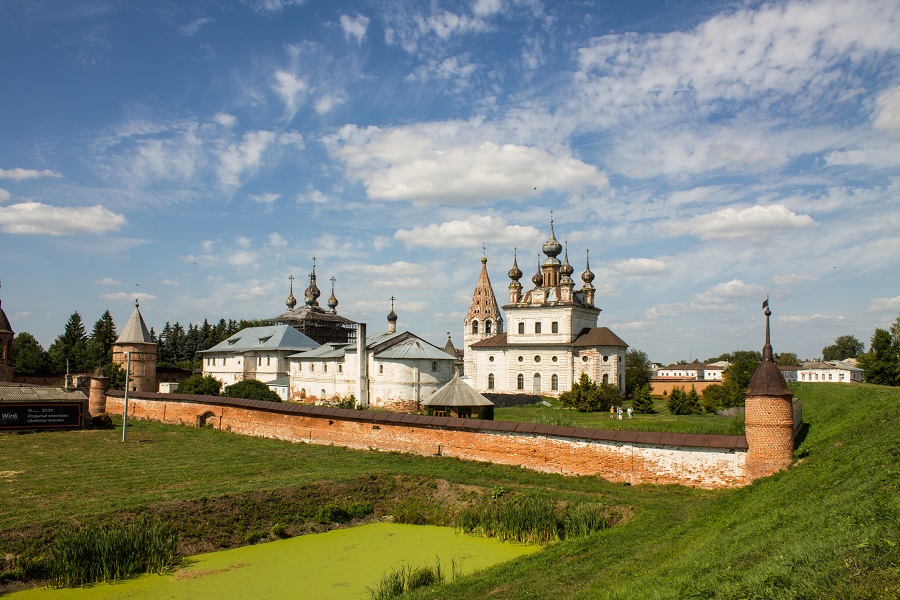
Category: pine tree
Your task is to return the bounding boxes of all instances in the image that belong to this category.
[48,312,90,373]
[87,310,117,370]
[631,384,655,414]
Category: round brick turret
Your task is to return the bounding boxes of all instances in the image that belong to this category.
[744,302,795,480]
[112,300,157,393]
[89,366,110,415]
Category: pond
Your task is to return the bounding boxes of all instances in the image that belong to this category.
[10,522,538,599]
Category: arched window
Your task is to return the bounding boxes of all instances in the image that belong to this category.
[379,364,384,374]
[517,374,524,390]
[431,361,438,371]
[488,373,495,389]
[320,389,326,399]
[472,320,479,334]
[602,373,609,384]
[533,373,541,393]
[486,320,492,334]
[551,374,558,391]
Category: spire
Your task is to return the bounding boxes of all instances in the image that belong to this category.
[327,277,339,313]
[116,299,153,344]
[285,274,297,310]
[746,297,792,397]
[465,254,503,329]
[508,247,523,281]
[581,249,595,284]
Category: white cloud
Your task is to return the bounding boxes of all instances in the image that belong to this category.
[99,292,157,302]
[268,232,287,247]
[96,277,123,286]
[0,188,9,202]
[216,130,277,188]
[772,274,820,285]
[613,258,667,276]
[0,167,62,181]
[157,279,180,286]
[249,192,282,210]
[0,202,125,235]
[328,124,608,205]
[214,112,237,127]
[296,189,330,204]
[314,93,346,115]
[272,70,308,120]
[384,8,491,53]
[14,312,30,319]
[395,215,542,249]
[340,14,369,44]
[178,17,213,36]
[682,204,815,240]
[406,55,477,86]
[868,295,900,312]
[873,86,900,138]
[245,0,305,14]
[779,314,847,324]
[473,0,502,18]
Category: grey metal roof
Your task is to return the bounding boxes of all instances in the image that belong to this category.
[375,338,457,361]
[0,384,87,402]
[265,376,290,387]
[116,304,153,344]
[422,375,494,407]
[200,325,319,354]
[289,343,350,360]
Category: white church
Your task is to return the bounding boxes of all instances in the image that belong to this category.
[463,219,628,397]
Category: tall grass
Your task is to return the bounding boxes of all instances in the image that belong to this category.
[367,558,456,599]
[48,515,179,588]
[457,494,610,545]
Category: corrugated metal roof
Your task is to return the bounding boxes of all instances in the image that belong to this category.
[470,333,508,348]
[116,304,153,344]
[200,325,318,354]
[571,327,628,347]
[375,338,456,361]
[0,384,87,402]
[422,376,494,407]
[289,343,350,359]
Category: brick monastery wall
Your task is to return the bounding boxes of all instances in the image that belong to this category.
[105,391,750,488]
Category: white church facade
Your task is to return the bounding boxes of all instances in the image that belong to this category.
[464,220,628,398]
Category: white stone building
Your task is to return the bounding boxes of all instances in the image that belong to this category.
[656,362,727,381]
[200,325,319,387]
[464,220,628,397]
[797,360,863,383]
[287,315,455,412]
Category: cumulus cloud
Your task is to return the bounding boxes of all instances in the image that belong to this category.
[779,314,847,324]
[99,292,157,302]
[613,258,667,276]
[0,188,8,203]
[384,8,490,53]
[268,232,287,247]
[473,0,502,17]
[217,130,277,188]
[0,202,125,235]
[682,204,815,240]
[340,14,369,43]
[405,55,477,86]
[96,277,123,286]
[214,112,237,127]
[394,215,542,249]
[272,70,309,120]
[328,124,608,205]
[646,279,765,320]
[0,167,62,181]
[868,295,900,312]
[314,93,346,115]
[249,192,282,209]
[873,86,900,138]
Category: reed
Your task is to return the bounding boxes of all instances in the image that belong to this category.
[367,557,454,599]
[48,515,179,588]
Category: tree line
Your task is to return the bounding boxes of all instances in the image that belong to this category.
[818,317,900,386]
[10,311,268,376]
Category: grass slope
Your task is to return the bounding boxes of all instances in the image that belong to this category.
[1,383,897,598]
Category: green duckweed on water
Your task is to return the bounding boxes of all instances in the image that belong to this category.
[9,523,538,600]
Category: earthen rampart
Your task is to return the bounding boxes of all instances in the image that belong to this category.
[105,391,752,488]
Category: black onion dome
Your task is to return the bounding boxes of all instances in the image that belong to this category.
[560,244,574,277]
[531,259,543,287]
[387,309,398,322]
[508,248,523,281]
[581,249,595,284]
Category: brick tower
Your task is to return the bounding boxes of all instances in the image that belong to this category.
[744,299,795,479]
[464,254,503,380]
[112,300,157,393]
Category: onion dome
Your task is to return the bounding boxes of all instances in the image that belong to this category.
[560,243,574,277]
[531,257,543,287]
[327,277,339,313]
[581,249,595,284]
[508,247,523,281]
[285,275,297,310]
[541,216,562,258]
[304,258,321,307]
[387,296,398,323]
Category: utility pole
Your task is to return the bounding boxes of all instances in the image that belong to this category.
[122,352,131,442]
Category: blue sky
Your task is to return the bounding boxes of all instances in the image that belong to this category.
[1,0,898,364]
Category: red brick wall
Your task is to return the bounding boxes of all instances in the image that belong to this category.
[745,393,794,479]
[105,393,751,489]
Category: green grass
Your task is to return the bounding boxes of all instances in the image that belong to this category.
[495,396,745,435]
[1,382,898,598]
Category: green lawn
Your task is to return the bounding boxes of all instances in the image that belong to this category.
[495,397,745,435]
[1,382,898,598]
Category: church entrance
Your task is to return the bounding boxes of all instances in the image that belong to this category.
[532,373,541,394]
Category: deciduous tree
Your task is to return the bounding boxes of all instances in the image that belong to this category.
[224,379,282,402]
[178,374,222,396]
[822,335,865,361]
[625,349,651,400]
[12,332,51,374]
[857,328,899,386]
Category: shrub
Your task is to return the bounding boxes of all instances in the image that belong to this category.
[701,384,727,413]
[667,387,701,415]
[90,413,114,429]
[630,384,655,414]
[560,374,620,412]
[224,379,282,402]
[48,515,179,588]
[315,503,351,524]
[392,497,443,525]
[177,374,222,396]
[368,558,454,600]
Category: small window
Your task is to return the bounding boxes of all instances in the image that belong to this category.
[551,374,559,391]
[518,322,525,334]
[431,361,437,371]
[534,355,541,363]
[379,364,384,374]
[486,320,492,334]
[321,389,326,398]
[517,374,524,390]
[489,355,495,362]
[582,356,589,363]
[472,320,479,334]
[338,364,343,373]
[603,355,609,362]
[552,356,558,363]
[551,322,558,333]
[518,356,524,363]
[488,373,495,389]
[535,322,542,334]
[257,357,262,366]
[603,374,609,384]
[267,356,271,366]
[323,363,328,373]
[311,364,315,372]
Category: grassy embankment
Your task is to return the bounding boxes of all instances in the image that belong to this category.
[1,382,898,598]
